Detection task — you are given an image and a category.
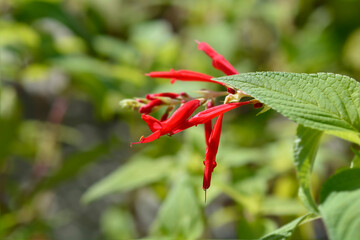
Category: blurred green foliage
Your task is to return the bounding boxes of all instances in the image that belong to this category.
[1,0,360,239]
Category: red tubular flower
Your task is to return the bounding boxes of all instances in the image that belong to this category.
[204,121,212,146]
[197,41,238,76]
[204,101,214,146]
[139,99,163,114]
[169,101,250,135]
[132,99,202,145]
[141,114,162,132]
[146,92,179,100]
[185,101,251,130]
[203,114,223,200]
[170,101,251,135]
[189,101,249,125]
[130,41,256,197]
[146,69,226,86]
[140,92,180,114]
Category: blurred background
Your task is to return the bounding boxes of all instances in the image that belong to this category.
[1,0,360,239]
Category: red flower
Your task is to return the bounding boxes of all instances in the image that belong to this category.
[132,99,202,145]
[140,101,251,139]
[146,92,179,100]
[203,114,223,197]
[139,99,163,114]
[204,101,214,146]
[188,101,250,125]
[141,114,163,132]
[139,92,180,114]
[170,101,251,135]
[197,41,238,76]
[146,69,226,86]
[128,41,262,199]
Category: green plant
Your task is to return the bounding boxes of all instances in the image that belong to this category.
[218,72,360,239]
[84,42,360,239]
[4,1,360,239]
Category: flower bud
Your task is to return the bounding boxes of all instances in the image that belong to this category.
[119,99,143,110]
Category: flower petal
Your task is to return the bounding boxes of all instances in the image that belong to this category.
[202,114,223,190]
[204,100,214,145]
[134,99,202,145]
[204,120,212,146]
[141,114,162,132]
[146,92,179,100]
[188,101,250,125]
[139,99,163,114]
[197,41,238,76]
[170,101,251,135]
[146,69,226,86]
[131,130,162,146]
[162,99,201,132]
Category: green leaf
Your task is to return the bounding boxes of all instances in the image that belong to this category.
[52,56,114,78]
[351,148,360,168]
[0,213,17,238]
[15,1,93,44]
[260,213,315,240]
[319,168,360,204]
[238,218,277,239]
[82,157,175,203]
[216,72,360,144]
[151,175,204,239]
[326,130,360,145]
[260,197,307,216]
[93,36,139,64]
[319,169,360,240]
[0,22,39,49]
[101,207,136,240]
[294,125,323,213]
[217,182,261,215]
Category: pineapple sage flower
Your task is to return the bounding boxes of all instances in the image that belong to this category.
[123,41,263,202]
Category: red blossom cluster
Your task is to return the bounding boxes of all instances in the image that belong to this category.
[127,41,262,201]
